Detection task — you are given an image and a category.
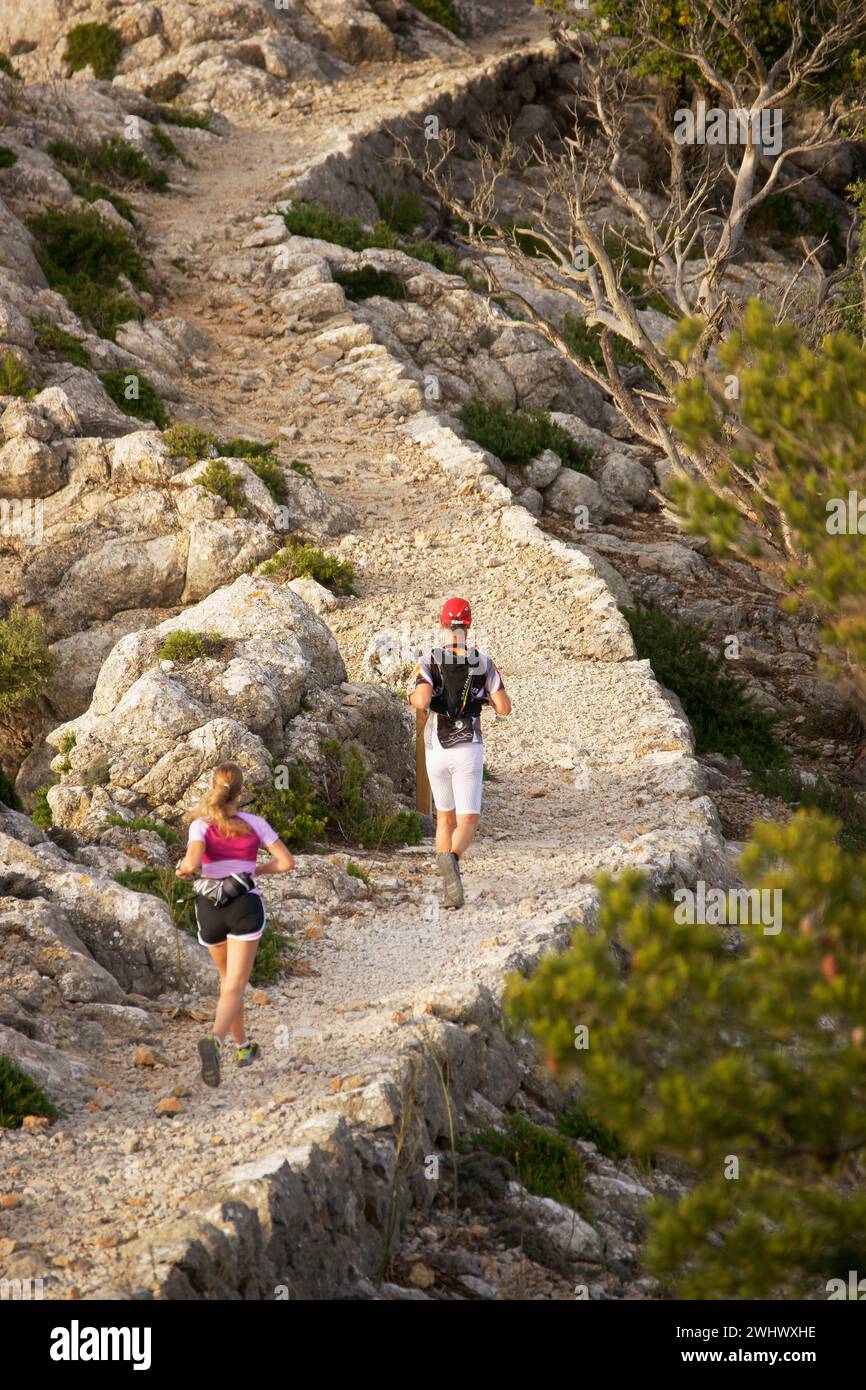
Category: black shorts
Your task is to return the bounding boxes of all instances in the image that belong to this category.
[194,891,266,947]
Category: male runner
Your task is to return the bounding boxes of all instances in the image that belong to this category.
[409,597,511,908]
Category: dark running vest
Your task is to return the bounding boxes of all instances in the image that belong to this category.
[427,647,488,748]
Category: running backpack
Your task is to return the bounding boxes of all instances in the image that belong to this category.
[427,647,488,749]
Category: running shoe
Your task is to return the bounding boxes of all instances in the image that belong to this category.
[436,851,464,909]
[198,1035,222,1088]
[236,1040,260,1068]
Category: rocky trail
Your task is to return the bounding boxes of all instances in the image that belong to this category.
[0,1,801,1301]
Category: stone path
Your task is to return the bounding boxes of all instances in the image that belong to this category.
[1,10,725,1299]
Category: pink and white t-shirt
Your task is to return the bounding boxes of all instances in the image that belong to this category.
[188,812,279,895]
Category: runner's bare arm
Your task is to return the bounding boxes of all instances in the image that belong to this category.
[176,841,205,878]
[256,839,295,875]
[490,687,512,716]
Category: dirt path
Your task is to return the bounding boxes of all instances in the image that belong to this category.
[3,17,719,1299]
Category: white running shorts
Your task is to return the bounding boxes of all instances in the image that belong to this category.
[426,739,484,815]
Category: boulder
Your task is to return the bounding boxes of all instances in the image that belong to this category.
[543,468,609,525]
[524,448,561,490]
[599,453,652,510]
[0,435,62,497]
[0,830,215,997]
[41,366,140,437]
[46,574,346,827]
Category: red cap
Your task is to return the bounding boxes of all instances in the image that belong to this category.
[440,597,472,628]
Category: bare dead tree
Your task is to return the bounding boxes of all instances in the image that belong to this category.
[399,0,866,560]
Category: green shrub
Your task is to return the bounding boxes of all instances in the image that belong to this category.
[0,146,18,168]
[0,52,20,79]
[31,784,55,830]
[32,316,90,367]
[27,206,147,340]
[281,200,373,250]
[98,368,168,428]
[0,1055,60,1129]
[0,767,20,809]
[162,423,218,463]
[64,171,137,226]
[623,603,787,772]
[149,104,211,131]
[409,0,462,36]
[458,399,595,471]
[281,198,472,283]
[0,352,33,398]
[463,1114,586,1212]
[506,810,866,1298]
[158,630,208,663]
[0,607,57,717]
[557,1102,628,1160]
[346,859,374,888]
[198,459,247,513]
[334,266,406,302]
[48,137,168,192]
[248,455,286,504]
[371,189,427,236]
[219,438,285,502]
[150,127,180,162]
[258,539,356,594]
[318,739,422,849]
[250,924,294,984]
[58,730,76,773]
[63,23,123,79]
[115,866,196,936]
[290,460,314,481]
[752,764,866,854]
[251,762,327,852]
[220,437,275,459]
[100,814,177,844]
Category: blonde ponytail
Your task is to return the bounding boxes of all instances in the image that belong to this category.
[191,762,248,836]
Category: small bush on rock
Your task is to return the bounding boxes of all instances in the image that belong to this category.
[0,53,20,79]
[372,189,427,235]
[28,206,147,340]
[0,352,34,398]
[63,23,123,79]
[0,146,18,168]
[148,104,211,131]
[220,439,286,503]
[98,369,168,428]
[334,266,406,302]
[318,739,422,849]
[409,0,462,36]
[162,423,218,463]
[48,137,168,192]
[100,814,177,844]
[0,607,57,718]
[463,1114,587,1212]
[251,762,327,852]
[150,127,180,162]
[0,767,21,809]
[0,1055,60,1129]
[32,316,90,367]
[459,399,595,472]
[258,539,355,595]
[31,784,55,829]
[199,459,247,513]
[158,630,209,663]
[624,603,786,770]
